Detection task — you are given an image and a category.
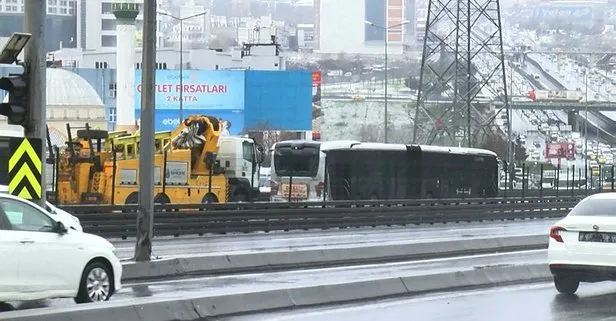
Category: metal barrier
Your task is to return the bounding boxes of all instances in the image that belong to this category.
[62,197,581,239]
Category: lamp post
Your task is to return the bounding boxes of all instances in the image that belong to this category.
[364,20,410,144]
[158,11,208,121]
[584,71,588,189]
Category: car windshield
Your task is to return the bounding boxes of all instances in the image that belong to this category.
[569,199,616,217]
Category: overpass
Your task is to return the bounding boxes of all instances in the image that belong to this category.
[322,95,615,111]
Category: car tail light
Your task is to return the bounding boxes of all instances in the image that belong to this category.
[270,181,279,195]
[550,226,566,243]
[315,181,325,197]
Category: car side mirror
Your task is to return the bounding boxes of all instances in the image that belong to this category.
[55,221,68,234]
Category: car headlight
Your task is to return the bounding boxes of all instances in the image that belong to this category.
[111,246,118,257]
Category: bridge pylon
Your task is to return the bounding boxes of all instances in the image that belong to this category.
[411,0,510,148]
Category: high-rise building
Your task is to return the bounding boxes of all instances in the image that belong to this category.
[315,0,413,55]
[0,0,77,51]
[163,0,211,49]
[76,0,165,50]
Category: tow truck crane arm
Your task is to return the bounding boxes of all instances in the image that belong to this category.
[168,115,222,174]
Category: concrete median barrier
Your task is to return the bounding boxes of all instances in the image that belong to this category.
[121,234,548,282]
[0,263,552,321]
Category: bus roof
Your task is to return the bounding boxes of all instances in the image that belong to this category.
[419,145,498,157]
[327,142,497,157]
[273,140,360,152]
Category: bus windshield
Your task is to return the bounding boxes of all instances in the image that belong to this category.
[273,145,320,178]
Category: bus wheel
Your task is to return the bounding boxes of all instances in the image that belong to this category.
[122,192,139,213]
[154,193,171,212]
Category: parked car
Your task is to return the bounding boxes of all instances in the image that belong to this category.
[548,193,616,294]
[0,193,121,304]
[0,185,82,232]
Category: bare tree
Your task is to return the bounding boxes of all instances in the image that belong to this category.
[247,122,298,167]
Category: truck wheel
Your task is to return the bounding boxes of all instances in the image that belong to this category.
[202,193,218,204]
[154,193,171,211]
[122,192,139,213]
[232,191,249,203]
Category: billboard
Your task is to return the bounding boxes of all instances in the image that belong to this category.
[134,70,245,133]
[135,108,245,135]
[243,70,312,131]
[134,70,245,110]
[545,142,575,160]
[132,69,312,133]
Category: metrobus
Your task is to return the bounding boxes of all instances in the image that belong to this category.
[269,140,359,202]
[324,143,499,200]
[270,140,499,201]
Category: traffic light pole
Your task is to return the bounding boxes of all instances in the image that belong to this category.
[134,0,156,262]
[24,1,46,207]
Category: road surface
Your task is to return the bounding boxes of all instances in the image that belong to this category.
[220,282,616,321]
[109,218,555,259]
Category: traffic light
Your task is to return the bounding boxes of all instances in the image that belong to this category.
[0,72,29,126]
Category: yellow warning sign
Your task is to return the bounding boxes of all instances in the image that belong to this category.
[8,138,42,200]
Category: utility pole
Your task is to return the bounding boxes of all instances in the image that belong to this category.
[134,0,156,262]
[24,0,46,208]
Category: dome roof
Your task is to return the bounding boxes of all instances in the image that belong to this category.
[46,68,104,107]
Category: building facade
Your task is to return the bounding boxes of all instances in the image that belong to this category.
[315,0,411,55]
[76,0,164,49]
[0,0,77,51]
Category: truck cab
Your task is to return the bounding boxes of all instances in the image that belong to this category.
[217,136,264,202]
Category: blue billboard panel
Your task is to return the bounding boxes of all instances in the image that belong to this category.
[135,108,245,135]
[243,70,312,131]
[134,70,245,110]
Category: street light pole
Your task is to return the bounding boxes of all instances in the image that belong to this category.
[584,72,588,187]
[158,11,208,123]
[384,33,389,143]
[365,20,409,144]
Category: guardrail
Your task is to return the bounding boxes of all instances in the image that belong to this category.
[62,196,580,239]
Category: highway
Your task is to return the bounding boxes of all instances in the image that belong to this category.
[4,250,546,312]
[525,53,616,143]
[222,282,616,321]
[108,218,556,259]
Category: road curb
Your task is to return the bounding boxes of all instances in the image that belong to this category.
[0,263,552,321]
[121,234,548,282]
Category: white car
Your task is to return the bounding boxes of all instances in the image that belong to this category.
[0,193,122,304]
[0,185,82,232]
[548,193,616,294]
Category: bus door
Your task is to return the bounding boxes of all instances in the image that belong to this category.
[405,146,422,198]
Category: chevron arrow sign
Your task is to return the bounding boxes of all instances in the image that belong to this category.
[8,137,42,200]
